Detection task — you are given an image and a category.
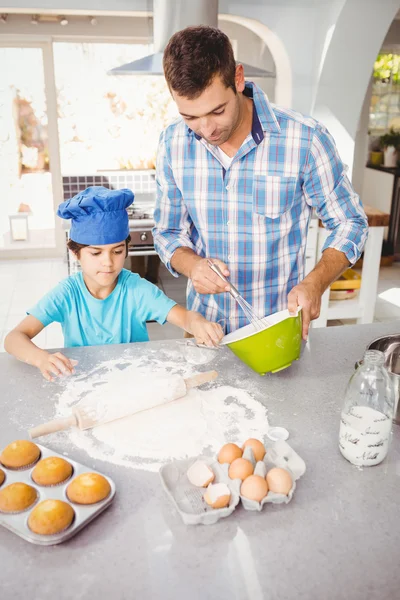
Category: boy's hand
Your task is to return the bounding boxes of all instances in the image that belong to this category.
[187,313,224,347]
[36,351,78,382]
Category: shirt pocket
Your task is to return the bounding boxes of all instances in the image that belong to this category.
[253,175,297,220]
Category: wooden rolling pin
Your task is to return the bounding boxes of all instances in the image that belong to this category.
[29,370,218,439]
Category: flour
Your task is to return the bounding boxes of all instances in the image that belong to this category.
[339,406,392,466]
[55,352,270,472]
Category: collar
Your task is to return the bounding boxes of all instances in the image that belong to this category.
[188,81,281,143]
[244,81,281,135]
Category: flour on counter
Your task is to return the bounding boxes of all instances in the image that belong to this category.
[55,354,269,472]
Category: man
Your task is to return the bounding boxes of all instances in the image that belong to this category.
[153,26,368,340]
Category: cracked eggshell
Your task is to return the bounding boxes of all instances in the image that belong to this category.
[187,460,215,487]
[204,482,231,509]
[159,456,241,525]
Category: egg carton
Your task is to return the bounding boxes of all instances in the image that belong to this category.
[238,440,306,511]
[0,443,116,545]
[159,456,241,525]
[159,440,306,524]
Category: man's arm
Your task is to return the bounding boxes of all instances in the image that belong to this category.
[153,130,197,276]
[290,123,368,340]
[288,248,349,339]
[154,131,231,295]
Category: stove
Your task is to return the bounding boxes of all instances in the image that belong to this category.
[127,192,157,256]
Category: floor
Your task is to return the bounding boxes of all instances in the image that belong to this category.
[0,258,399,353]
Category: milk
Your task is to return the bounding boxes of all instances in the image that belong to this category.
[339,405,392,466]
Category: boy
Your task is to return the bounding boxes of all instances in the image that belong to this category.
[5,187,224,381]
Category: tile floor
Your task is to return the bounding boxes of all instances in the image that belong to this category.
[0,258,399,353]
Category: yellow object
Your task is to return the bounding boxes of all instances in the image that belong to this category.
[330,269,361,291]
[370,151,383,166]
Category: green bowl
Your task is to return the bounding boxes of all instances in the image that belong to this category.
[220,308,302,375]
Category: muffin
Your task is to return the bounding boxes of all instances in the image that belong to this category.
[32,457,73,487]
[0,468,5,487]
[66,472,111,505]
[28,499,75,536]
[0,440,40,470]
[0,482,37,513]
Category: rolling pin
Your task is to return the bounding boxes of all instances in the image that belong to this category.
[29,370,218,439]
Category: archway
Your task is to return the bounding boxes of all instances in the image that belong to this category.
[220,13,292,108]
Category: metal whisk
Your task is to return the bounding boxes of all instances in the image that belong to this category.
[207,260,270,331]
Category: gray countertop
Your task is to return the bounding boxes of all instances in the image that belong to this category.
[1,321,399,600]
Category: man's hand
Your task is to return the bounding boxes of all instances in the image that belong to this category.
[170,248,231,295]
[190,258,231,295]
[288,248,350,340]
[36,351,78,382]
[287,278,323,341]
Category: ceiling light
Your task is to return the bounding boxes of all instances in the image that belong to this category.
[0,14,7,24]
[59,16,68,26]
[31,15,38,25]
[89,16,97,26]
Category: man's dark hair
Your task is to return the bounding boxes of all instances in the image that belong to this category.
[67,235,131,258]
[163,26,236,99]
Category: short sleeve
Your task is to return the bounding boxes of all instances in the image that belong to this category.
[27,281,69,327]
[131,276,177,324]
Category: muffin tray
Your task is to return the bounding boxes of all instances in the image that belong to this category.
[0,443,116,545]
[159,440,306,525]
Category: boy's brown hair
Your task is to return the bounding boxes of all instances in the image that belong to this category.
[67,235,131,258]
[163,26,236,99]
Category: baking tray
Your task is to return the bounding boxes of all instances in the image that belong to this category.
[0,443,116,545]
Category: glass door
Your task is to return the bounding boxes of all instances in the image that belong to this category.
[0,45,58,252]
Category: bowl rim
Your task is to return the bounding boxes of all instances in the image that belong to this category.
[220,307,302,346]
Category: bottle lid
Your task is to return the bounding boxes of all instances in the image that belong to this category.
[267,426,289,441]
[363,349,385,366]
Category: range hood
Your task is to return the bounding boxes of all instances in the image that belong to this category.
[109,0,274,78]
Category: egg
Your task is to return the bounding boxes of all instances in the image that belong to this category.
[187,460,215,487]
[203,482,231,509]
[240,475,268,502]
[228,458,254,481]
[242,438,266,462]
[266,467,293,495]
[217,443,242,464]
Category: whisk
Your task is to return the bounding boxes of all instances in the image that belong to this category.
[207,260,270,331]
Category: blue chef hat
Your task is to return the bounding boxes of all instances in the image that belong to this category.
[57,186,134,245]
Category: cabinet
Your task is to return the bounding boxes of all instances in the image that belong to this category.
[308,206,389,327]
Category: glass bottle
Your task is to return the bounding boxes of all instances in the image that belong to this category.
[339,350,395,467]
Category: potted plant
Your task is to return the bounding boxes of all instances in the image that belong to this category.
[379,128,400,167]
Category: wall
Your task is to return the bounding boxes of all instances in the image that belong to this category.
[219,18,276,101]
[0,0,149,12]
[0,13,151,38]
[2,0,400,183]
[382,17,400,48]
[312,0,400,176]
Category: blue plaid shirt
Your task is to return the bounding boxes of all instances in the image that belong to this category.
[154,82,368,333]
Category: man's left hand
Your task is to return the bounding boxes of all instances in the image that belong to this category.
[287,278,323,341]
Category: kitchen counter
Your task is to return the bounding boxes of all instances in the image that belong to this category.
[1,321,399,600]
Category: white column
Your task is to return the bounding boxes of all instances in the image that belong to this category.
[356,227,384,324]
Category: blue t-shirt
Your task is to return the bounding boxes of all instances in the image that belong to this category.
[28,269,176,348]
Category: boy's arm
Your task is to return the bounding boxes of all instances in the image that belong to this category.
[4,316,76,381]
[166,305,223,347]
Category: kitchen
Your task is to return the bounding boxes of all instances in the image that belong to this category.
[1,1,400,599]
